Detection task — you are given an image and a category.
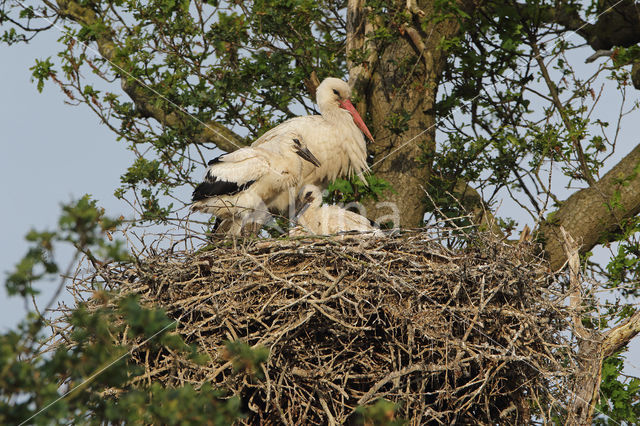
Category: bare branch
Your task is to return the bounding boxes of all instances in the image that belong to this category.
[453,180,504,237]
[560,227,603,425]
[560,227,589,338]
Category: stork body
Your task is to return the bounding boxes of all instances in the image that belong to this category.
[252,78,374,213]
[290,185,382,239]
[191,134,320,236]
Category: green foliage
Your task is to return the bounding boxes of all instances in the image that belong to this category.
[595,354,640,424]
[354,399,404,425]
[0,293,245,425]
[326,174,393,205]
[29,57,55,92]
[105,382,242,425]
[384,109,411,136]
[602,214,640,301]
[432,0,625,215]
[1,27,26,44]
[118,157,174,221]
[612,45,640,68]
[5,195,127,297]
[224,340,269,380]
[18,5,35,19]
[5,231,58,297]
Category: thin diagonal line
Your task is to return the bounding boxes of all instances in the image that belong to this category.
[370,0,626,170]
[14,0,244,152]
[18,318,178,426]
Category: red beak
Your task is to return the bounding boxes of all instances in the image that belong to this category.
[339,99,374,143]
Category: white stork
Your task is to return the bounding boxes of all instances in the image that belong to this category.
[252,77,374,213]
[290,185,382,239]
[191,133,321,236]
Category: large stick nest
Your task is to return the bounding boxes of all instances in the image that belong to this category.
[70,229,574,424]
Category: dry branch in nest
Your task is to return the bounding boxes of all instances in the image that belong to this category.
[65,229,575,424]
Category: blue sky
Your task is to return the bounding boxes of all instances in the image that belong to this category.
[0,35,131,327]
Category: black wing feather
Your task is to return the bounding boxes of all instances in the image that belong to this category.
[194,151,261,201]
[192,178,256,201]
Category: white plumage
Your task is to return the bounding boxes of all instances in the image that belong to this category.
[191,133,320,236]
[290,185,382,239]
[252,77,374,213]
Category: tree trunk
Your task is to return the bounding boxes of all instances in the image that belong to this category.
[349,1,461,227]
[365,38,438,228]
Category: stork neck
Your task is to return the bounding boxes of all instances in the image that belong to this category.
[319,103,352,125]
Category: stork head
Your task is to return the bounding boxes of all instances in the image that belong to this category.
[316,77,351,109]
[316,77,375,143]
[287,136,321,167]
[296,184,323,215]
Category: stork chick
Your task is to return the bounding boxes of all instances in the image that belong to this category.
[290,185,382,239]
[191,134,320,236]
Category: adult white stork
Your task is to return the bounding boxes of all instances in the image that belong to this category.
[252,77,374,213]
[290,185,382,239]
[191,133,321,236]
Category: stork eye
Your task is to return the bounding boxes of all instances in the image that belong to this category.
[332,89,339,96]
[293,138,301,146]
[305,192,313,198]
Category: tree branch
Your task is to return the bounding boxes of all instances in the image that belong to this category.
[529,38,596,186]
[560,227,589,337]
[547,0,640,91]
[585,49,614,64]
[525,0,640,51]
[55,0,247,153]
[520,1,640,89]
[453,180,504,237]
[603,310,640,358]
[560,228,603,425]
[539,143,640,270]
